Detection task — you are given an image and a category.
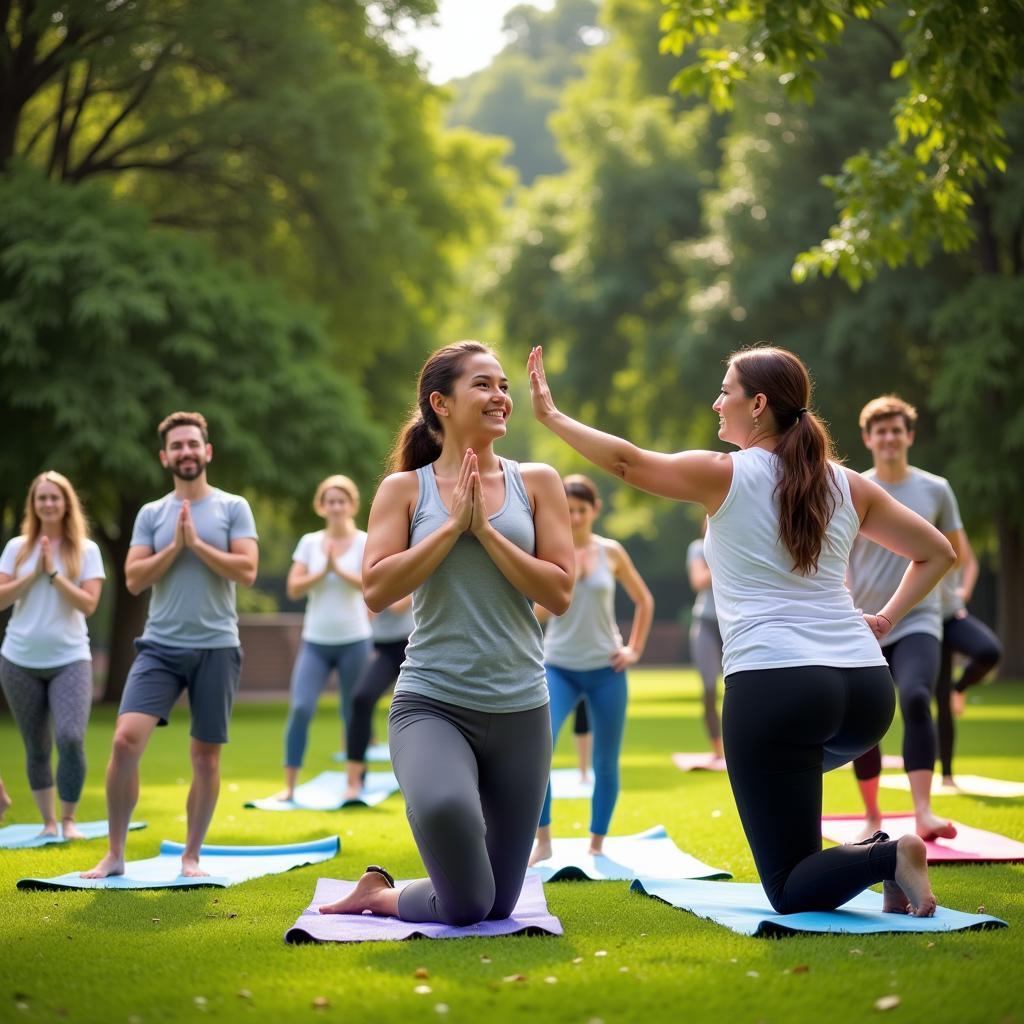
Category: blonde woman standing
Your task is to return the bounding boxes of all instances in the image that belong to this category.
[0,472,105,839]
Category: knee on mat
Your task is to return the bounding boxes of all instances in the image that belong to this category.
[416,793,483,837]
[442,890,495,927]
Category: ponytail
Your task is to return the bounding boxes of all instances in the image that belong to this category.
[731,345,840,575]
[387,340,495,474]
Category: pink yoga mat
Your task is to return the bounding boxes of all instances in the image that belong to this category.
[821,814,1024,863]
[881,755,904,770]
[284,872,563,943]
[672,753,727,772]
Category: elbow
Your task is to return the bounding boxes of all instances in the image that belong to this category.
[547,583,574,618]
[285,585,301,601]
[362,580,389,614]
[125,577,144,597]
[940,540,957,571]
[240,567,258,588]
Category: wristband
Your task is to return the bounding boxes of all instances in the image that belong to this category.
[48,570,59,584]
[876,612,892,629]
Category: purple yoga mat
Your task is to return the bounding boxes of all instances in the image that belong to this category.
[285,872,563,943]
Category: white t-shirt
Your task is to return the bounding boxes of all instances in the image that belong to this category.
[292,530,371,645]
[0,537,106,668]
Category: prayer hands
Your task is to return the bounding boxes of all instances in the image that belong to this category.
[470,460,489,538]
[179,501,198,549]
[39,536,54,575]
[610,645,640,672]
[449,449,476,534]
[528,346,557,423]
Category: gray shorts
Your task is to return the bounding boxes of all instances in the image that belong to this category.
[119,639,242,744]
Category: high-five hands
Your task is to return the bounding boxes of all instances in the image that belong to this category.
[528,346,557,422]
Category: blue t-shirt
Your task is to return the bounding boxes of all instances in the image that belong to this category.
[131,489,258,649]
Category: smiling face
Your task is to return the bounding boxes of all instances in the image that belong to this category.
[160,424,211,480]
[33,479,67,528]
[433,351,512,440]
[712,362,761,448]
[863,414,914,468]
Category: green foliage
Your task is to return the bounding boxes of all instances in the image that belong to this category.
[660,0,1024,286]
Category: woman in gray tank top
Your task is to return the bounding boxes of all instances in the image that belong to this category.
[527,344,955,918]
[318,341,574,926]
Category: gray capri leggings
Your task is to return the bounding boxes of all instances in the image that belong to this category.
[690,617,723,741]
[388,691,551,926]
[0,657,93,801]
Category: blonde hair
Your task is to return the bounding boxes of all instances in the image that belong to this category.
[859,394,917,434]
[14,471,90,580]
[313,475,360,515]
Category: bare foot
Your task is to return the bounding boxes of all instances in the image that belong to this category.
[343,785,363,803]
[81,852,125,879]
[61,819,86,841]
[319,869,392,915]
[951,690,967,717]
[181,856,209,878]
[916,812,957,841]
[854,817,884,843]
[708,757,727,772]
[941,776,958,790]
[39,821,59,838]
[270,789,295,803]
[881,879,911,914]
[587,843,605,857]
[528,839,552,866]
[893,834,936,917]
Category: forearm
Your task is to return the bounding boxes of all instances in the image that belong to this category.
[287,565,329,600]
[961,553,980,604]
[878,555,956,628]
[626,596,654,654]
[334,564,362,590]
[190,539,258,586]
[126,546,180,595]
[52,576,100,615]
[540,410,643,483]
[0,574,37,610]
[476,524,572,614]
[364,523,462,612]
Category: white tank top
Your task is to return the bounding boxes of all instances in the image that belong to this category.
[703,447,887,676]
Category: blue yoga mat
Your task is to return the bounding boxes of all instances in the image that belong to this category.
[530,825,731,882]
[16,835,340,891]
[630,877,1008,937]
[245,771,400,811]
[332,742,391,764]
[0,820,146,851]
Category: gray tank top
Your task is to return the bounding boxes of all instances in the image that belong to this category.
[544,541,622,671]
[372,604,414,643]
[396,458,547,713]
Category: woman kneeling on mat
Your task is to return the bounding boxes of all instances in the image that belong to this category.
[319,341,573,925]
[528,344,954,917]
[530,473,653,864]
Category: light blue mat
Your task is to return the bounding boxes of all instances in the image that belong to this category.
[549,768,594,800]
[0,820,146,850]
[245,771,400,811]
[630,877,1008,937]
[530,825,731,882]
[332,742,391,764]
[17,835,340,891]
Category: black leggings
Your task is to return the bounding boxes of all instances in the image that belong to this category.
[935,614,1002,777]
[344,640,407,763]
[573,698,589,735]
[388,692,551,926]
[724,665,898,914]
[852,633,941,780]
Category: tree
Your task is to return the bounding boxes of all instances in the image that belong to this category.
[0,167,385,698]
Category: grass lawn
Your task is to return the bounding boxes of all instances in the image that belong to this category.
[1,668,1022,1024]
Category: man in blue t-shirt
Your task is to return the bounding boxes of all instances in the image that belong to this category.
[83,412,259,879]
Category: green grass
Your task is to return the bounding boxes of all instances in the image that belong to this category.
[1,669,1022,1024]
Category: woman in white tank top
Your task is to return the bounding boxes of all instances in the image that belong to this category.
[528,344,955,917]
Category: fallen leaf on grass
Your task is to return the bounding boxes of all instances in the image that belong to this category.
[312,996,330,1009]
[479,955,491,963]
[434,1005,449,1015]
[237,990,252,1000]
[544,977,558,984]
[414,985,432,995]
[502,974,526,983]
[594,950,607,957]
[874,996,901,1011]
[791,965,810,974]
[572,957,583,964]
[414,968,429,979]
[977,905,986,914]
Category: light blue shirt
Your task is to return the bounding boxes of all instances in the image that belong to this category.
[132,489,258,649]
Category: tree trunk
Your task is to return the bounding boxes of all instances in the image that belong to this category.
[100,496,149,703]
[995,514,1024,680]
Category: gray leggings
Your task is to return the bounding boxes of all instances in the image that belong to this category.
[388,692,551,926]
[690,618,723,741]
[0,656,93,801]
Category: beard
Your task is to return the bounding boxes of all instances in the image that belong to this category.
[169,458,204,481]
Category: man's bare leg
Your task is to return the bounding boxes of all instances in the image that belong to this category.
[908,768,956,840]
[181,739,222,877]
[31,786,58,836]
[855,774,884,842]
[81,713,159,878]
[529,824,552,866]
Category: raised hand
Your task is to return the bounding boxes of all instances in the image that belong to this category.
[448,449,476,535]
[527,345,557,422]
[39,536,54,575]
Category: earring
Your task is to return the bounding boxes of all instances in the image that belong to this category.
[753,416,759,428]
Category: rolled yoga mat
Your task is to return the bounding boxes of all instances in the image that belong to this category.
[879,774,1024,799]
[529,824,731,882]
[17,835,340,891]
[821,814,1024,863]
[630,876,1007,938]
[0,820,146,850]
[285,871,562,943]
[245,771,400,811]
[549,768,594,800]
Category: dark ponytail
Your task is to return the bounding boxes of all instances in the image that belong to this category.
[388,340,495,473]
[731,345,841,575]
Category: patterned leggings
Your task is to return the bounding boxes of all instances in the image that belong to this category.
[0,657,93,801]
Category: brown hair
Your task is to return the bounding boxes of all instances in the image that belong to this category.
[563,474,599,506]
[158,411,209,447]
[389,341,496,473]
[730,345,840,575]
[313,474,359,514]
[859,394,917,434]
[14,471,90,581]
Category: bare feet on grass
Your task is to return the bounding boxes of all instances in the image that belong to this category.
[319,869,395,916]
[528,839,552,866]
[890,834,936,917]
[81,851,125,879]
[916,812,957,841]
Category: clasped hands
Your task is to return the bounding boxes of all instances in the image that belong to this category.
[449,449,492,537]
[174,500,200,550]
